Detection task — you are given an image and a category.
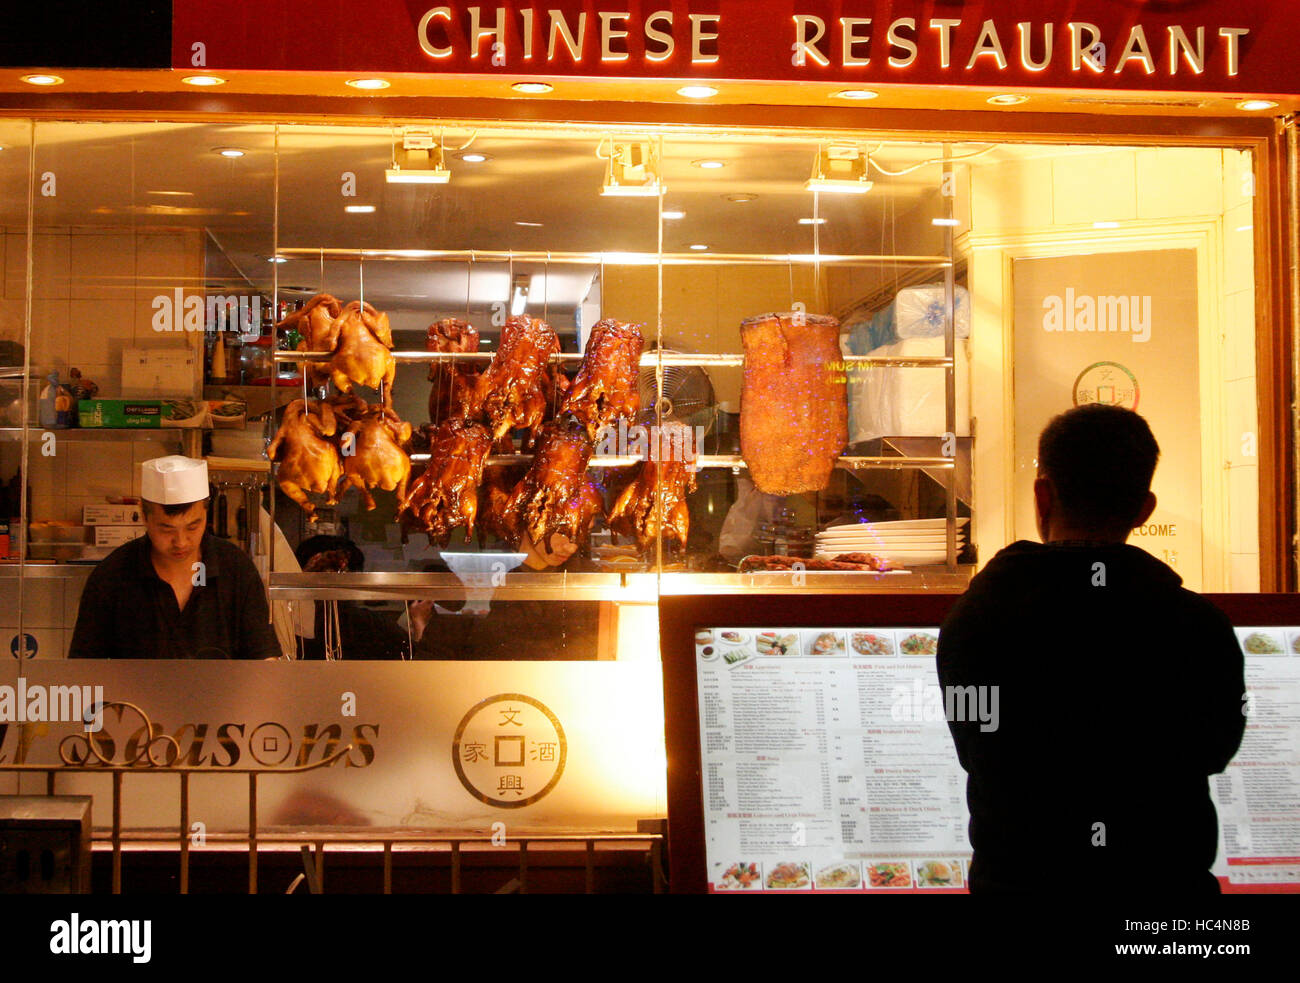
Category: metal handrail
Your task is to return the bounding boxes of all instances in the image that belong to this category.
[2,758,664,895]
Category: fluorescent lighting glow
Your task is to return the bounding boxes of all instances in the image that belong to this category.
[512,82,553,94]
[385,168,450,184]
[182,75,225,86]
[725,193,757,203]
[689,244,709,251]
[1092,221,1120,229]
[345,205,376,213]
[987,94,1029,106]
[347,78,390,90]
[268,256,288,264]
[460,152,489,163]
[600,183,663,197]
[661,210,685,220]
[677,85,718,98]
[798,217,827,225]
[515,221,544,227]
[932,218,960,227]
[216,148,245,158]
[510,284,528,316]
[147,190,195,197]
[1237,99,1278,111]
[21,74,63,86]
[1236,224,1253,232]
[833,89,879,101]
[693,159,724,169]
[805,177,872,194]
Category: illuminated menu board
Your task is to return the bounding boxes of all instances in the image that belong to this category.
[1215,627,1300,887]
[692,623,1300,893]
[694,625,971,893]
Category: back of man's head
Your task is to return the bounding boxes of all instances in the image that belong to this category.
[1037,405,1160,536]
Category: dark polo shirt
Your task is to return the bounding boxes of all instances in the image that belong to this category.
[69,533,281,660]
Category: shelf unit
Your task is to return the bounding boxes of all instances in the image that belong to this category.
[263,234,966,587]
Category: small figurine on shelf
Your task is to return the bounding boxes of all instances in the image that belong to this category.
[67,367,98,427]
[68,367,99,400]
[39,372,69,429]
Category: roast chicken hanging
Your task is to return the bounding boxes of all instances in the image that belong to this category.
[267,399,345,521]
[328,301,396,408]
[337,403,413,510]
[279,294,343,390]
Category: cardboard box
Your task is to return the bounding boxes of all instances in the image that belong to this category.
[77,399,173,428]
[93,526,143,548]
[122,348,197,398]
[82,505,144,526]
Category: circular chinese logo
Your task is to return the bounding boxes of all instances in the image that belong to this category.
[451,693,567,809]
[1072,361,1139,410]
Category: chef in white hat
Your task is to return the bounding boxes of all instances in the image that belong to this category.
[68,456,282,660]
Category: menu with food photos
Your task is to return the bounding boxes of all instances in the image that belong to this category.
[1210,627,1300,887]
[694,625,972,892]
[692,621,1300,893]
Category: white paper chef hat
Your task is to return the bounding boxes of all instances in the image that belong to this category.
[141,455,209,505]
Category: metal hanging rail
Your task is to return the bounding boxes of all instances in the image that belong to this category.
[274,351,955,369]
[273,247,952,268]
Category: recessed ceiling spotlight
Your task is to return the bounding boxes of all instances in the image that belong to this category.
[689,244,709,251]
[512,82,554,94]
[693,159,725,169]
[1237,99,1278,111]
[215,148,245,158]
[833,89,878,101]
[724,193,757,203]
[344,205,376,213]
[987,94,1029,106]
[661,210,685,220]
[347,78,390,90]
[182,75,225,86]
[798,217,827,225]
[677,84,718,98]
[459,152,491,163]
[20,74,63,86]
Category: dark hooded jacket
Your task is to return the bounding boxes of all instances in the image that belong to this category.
[938,541,1245,893]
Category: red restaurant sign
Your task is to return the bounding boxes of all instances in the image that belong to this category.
[172,1,1300,96]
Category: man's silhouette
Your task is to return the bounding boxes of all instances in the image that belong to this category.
[938,405,1245,893]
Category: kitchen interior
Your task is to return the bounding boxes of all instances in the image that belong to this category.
[0,118,1260,658]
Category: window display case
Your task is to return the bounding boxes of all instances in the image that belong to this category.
[0,113,1279,663]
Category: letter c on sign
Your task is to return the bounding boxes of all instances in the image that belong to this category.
[419,7,454,59]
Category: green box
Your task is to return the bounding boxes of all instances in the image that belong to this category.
[76,399,176,428]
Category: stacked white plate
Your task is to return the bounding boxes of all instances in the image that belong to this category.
[815,518,968,567]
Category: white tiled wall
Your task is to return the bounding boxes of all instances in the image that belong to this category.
[1,227,204,523]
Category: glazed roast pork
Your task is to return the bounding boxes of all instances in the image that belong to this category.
[739,311,847,495]
[560,318,643,442]
[397,419,494,545]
